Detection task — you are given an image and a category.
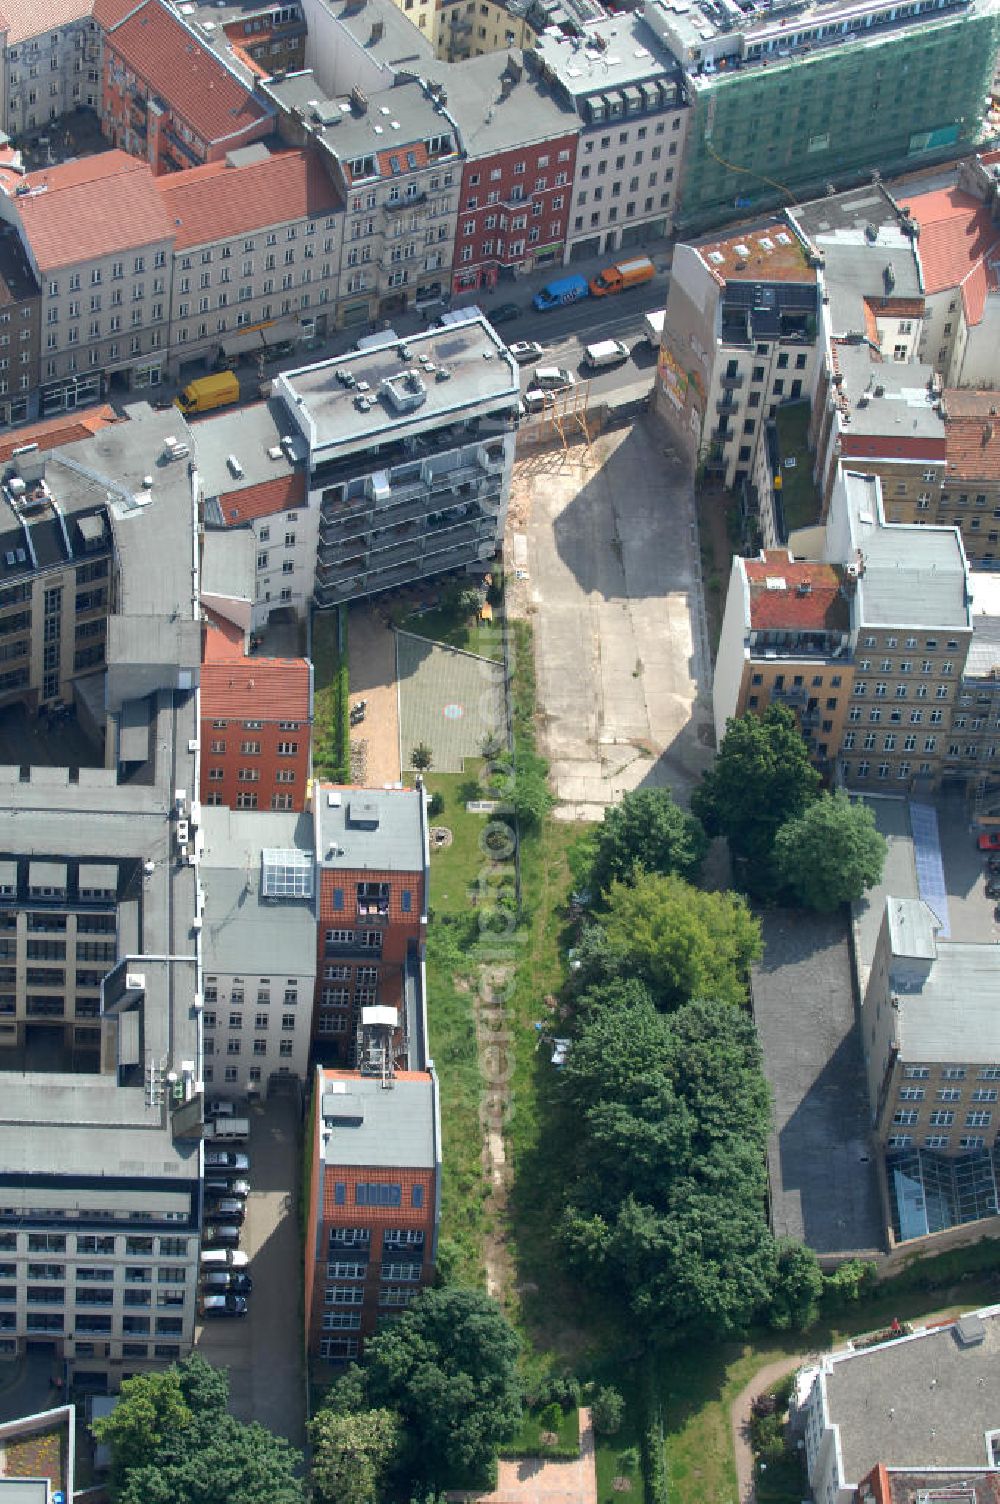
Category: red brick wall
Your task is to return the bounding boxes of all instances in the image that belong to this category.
[453,132,579,293]
[200,717,309,812]
[307,1159,437,1351]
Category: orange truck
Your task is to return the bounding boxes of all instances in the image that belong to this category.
[589,255,656,297]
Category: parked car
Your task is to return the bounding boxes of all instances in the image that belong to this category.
[204,1151,250,1172]
[508,340,543,364]
[204,1179,249,1199]
[978,832,1000,850]
[532,365,576,391]
[489,302,520,324]
[204,1196,245,1224]
[201,1270,253,1295]
[202,1222,241,1248]
[985,880,1000,899]
[200,1294,248,1319]
[986,854,1000,873]
[200,1248,249,1269]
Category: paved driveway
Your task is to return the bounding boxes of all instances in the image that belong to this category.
[347,602,401,786]
[506,419,714,819]
[194,1095,305,1448]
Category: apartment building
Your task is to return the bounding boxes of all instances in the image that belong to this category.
[304,1061,440,1362]
[798,1307,1000,1504]
[0,223,41,428]
[3,1,101,138]
[200,808,318,1097]
[312,786,428,1056]
[200,640,312,812]
[954,574,1000,790]
[100,0,274,175]
[654,218,821,493]
[651,0,1000,236]
[0,447,116,713]
[155,144,343,373]
[435,51,578,294]
[3,152,174,414]
[436,0,533,61]
[935,391,1000,567]
[221,3,308,79]
[899,165,1000,390]
[0,403,207,1383]
[197,397,315,627]
[862,895,1000,1164]
[528,10,687,261]
[714,468,972,789]
[267,73,461,324]
[271,316,520,608]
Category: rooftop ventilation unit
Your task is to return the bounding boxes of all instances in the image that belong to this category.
[380,369,427,413]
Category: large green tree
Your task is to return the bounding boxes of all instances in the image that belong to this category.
[310,1407,401,1504]
[364,1286,522,1489]
[560,992,776,1338]
[693,706,821,891]
[600,873,762,1011]
[93,1368,192,1494]
[589,787,707,895]
[116,1414,302,1504]
[773,791,886,911]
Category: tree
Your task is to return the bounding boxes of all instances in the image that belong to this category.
[94,1368,192,1494]
[364,1286,523,1489]
[427,790,445,819]
[600,873,762,1011]
[411,742,433,772]
[590,1387,624,1436]
[505,759,552,829]
[692,706,821,892]
[559,993,777,1339]
[116,1414,303,1504]
[769,1241,823,1331]
[310,1407,401,1504]
[590,788,707,895]
[773,792,886,911]
[174,1353,230,1417]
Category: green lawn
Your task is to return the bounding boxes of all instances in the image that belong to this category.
[397,602,503,660]
[311,608,349,782]
[501,1404,580,1457]
[774,401,821,534]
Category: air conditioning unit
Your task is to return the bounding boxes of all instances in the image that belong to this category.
[177,819,189,844]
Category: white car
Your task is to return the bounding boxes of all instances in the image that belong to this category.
[532,365,576,390]
[508,340,543,364]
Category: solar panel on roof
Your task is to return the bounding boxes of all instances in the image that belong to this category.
[910,801,950,938]
[261,848,314,900]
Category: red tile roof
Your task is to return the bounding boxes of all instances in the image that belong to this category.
[744,552,849,631]
[0,404,120,460]
[216,471,306,525]
[156,149,340,250]
[840,434,945,462]
[104,0,271,147]
[16,151,173,270]
[92,0,142,25]
[945,412,1000,482]
[202,609,246,661]
[943,387,1000,419]
[200,657,311,721]
[2,0,93,48]
[900,186,1000,325]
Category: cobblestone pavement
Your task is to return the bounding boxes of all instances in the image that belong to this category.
[397,631,504,773]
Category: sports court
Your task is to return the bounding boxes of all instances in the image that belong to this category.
[396,631,505,773]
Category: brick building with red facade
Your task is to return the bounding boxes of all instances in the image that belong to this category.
[200,613,312,811]
[304,1067,440,1362]
[100,0,274,176]
[304,784,438,1362]
[435,52,580,295]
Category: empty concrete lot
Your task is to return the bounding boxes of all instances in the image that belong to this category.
[194,1096,304,1447]
[752,911,884,1258]
[506,420,714,818]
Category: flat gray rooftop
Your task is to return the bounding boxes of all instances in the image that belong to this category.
[530,11,681,100]
[277,318,518,459]
[321,1071,435,1168]
[201,806,317,977]
[201,528,255,602]
[316,786,425,875]
[897,939,1000,1062]
[824,1309,1000,1480]
[423,50,579,154]
[752,909,883,1256]
[843,471,969,631]
[193,398,300,499]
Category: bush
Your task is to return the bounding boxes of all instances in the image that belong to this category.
[591,1386,624,1436]
[538,1402,562,1436]
[617,1447,640,1474]
[538,1375,580,1412]
[749,1410,785,1464]
[428,791,445,819]
[642,1423,669,1504]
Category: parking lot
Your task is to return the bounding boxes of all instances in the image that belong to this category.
[506,418,715,818]
[194,1096,305,1447]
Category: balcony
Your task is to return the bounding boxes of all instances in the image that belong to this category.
[384,193,427,214]
[716,396,739,415]
[720,372,745,390]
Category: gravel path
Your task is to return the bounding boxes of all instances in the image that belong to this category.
[730,1354,810,1504]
